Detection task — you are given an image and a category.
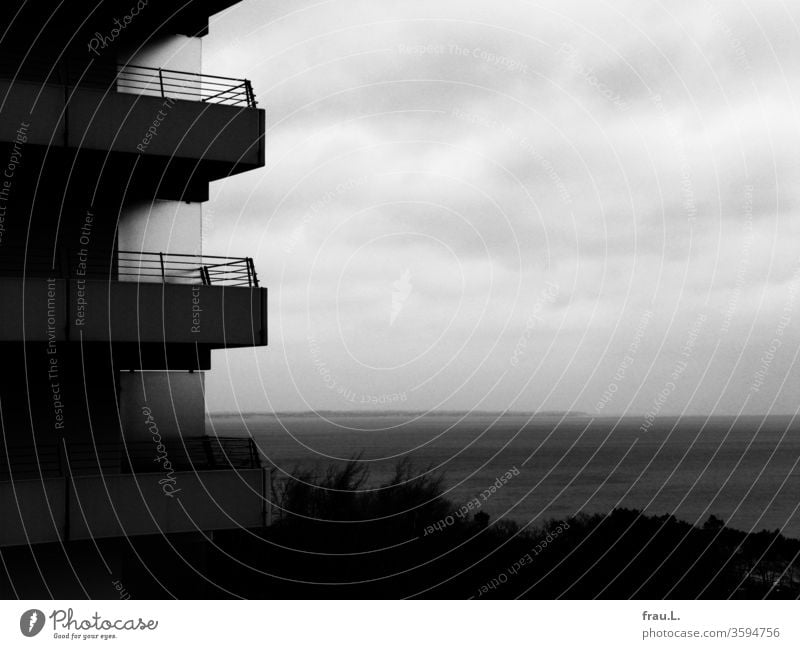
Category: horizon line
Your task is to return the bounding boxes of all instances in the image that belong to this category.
[206,410,796,418]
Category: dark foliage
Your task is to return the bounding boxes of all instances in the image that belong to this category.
[133,460,800,598]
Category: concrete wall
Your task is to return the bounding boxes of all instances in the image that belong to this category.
[119,33,203,70]
[118,200,202,285]
[0,278,267,346]
[0,278,66,341]
[118,34,202,98]
[0,470,266,547]
[115,33,207,449]
[72,469,265,540]
[0,479,67,546]
[0,343,120,447]
[66,87,264,163]
[119,200,202,257]
[120,371,205,441]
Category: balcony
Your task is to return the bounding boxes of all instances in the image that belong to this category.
[0,60,265,181]
[0,437,270,547]
[112,64,257,108]
[1,248,260,287]
[0,250,268,349]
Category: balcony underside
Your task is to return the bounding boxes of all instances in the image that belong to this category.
[0,1,246,45]
[0,278,267,349]
[0,79,264,189]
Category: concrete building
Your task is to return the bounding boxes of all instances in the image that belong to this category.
[0,0,267,597]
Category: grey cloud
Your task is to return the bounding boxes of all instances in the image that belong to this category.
[202,0,799,415]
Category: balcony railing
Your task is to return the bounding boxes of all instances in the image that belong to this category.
[0,248,260,287]
[114,64,257,108]
[118,251,260,287]
[0,436,262,481]
[0,58,258,108]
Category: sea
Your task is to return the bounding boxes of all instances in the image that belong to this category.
[207,412,800,537]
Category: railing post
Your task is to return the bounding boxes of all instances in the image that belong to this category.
[249,438,259,468]
[158,68,165,99]
[202,437,216,469]
[159,252,166,282]
[244,80,255,107]
[247,257,258,287]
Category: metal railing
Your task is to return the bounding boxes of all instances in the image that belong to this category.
[0,58,258,108]
[114,64,257,108]
[118,251,259,287]
[123,436,262,473]
[0,247,260,287]
[0,436,262,480]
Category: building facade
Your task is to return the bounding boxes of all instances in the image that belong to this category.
[0,0,267,597]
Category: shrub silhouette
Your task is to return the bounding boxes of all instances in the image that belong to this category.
[178,463,800,599]
[270,456,453,553]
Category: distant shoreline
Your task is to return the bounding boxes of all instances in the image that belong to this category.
[207,410,794,419]
[208,410,592,418]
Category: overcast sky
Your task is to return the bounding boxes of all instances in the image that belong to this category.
[198,0,799,416]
